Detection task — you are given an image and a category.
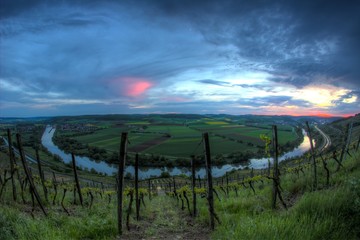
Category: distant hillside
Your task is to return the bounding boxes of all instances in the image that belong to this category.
[0,117,51,123]
[316,113,360,151]
[45,113,345,124]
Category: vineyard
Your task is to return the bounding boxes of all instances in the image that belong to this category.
[0,115,360,239]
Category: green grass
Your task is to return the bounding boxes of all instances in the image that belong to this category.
[210,183,360,240]
[74,128,125,144]
[143,135,257,157]
[209,136,257,153]
[205,121,229,125]
[126,121,150,125]
[143,137,201,157]
[1,146,360,239]
[0,198,118,240]
[145,125,200,138]
[209,149,360,240]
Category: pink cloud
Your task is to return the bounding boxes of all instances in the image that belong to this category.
[126,80,152,97]
[111,77,153,97]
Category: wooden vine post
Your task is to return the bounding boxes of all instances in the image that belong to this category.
[320,154,330,186]
[71,153,83,206]
[173,176,177,195]
[16,134,47,216]
[36,149,48,202]
[191,155,197,217]
[7,129,17,201]
[226,172,229,196]
[343,122,353,162]
[271,125,287,210]
[337,124,349,169]
[52,171,58,205]
[203,132,218,230]
[305,121,317,190]
[272,125,279,209]
[126,189,134,231]
[135,153,140,221]
[148,179,151,200]
[117,132,128,236]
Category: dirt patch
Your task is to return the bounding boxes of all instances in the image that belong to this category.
[128,136,169,152]
[120,216,210,240]
[286,191,303,208]
[118,197,211,240]
[160,213,210,240]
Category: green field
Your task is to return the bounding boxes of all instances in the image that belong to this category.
[70,118,298,158]
[0,115,301,167]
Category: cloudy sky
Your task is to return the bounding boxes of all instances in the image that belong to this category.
[0,0,359,117]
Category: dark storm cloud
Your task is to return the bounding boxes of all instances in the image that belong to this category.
[141,0,360,88]
[0,0,359,117]
[0,0,119,19]
[0,1,222,102]
[2,0,359,87]
[0,0,42,19]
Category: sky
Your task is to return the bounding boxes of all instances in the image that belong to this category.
[0,0,359,117]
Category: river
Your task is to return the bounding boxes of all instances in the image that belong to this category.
[41,126,312,179]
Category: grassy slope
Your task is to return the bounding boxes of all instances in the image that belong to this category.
[1,147,359,239]
[0,164,208,239]
[211,150,360,239]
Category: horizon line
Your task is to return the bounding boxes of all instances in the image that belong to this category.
[1,112,358,119]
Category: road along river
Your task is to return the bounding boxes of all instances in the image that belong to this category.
[41,126,312,179]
